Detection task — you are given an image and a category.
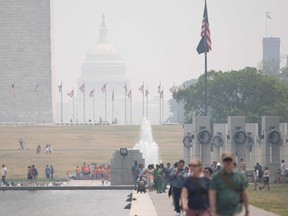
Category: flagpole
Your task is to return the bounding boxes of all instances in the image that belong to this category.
[204,4,208,117]
[83,82,85,123]
[13,90,15,124]
[73,88,75,122]
[93,92,95,122]
[61,81,63,124]
[37,88,39,125]
[142,82,145,117]
[146,89,149,120]
[125,84,127,125]
[159,89,161,125]
[130,91,132,125]
[162,89,164,124]
[112,90,114,122]
[105,83,107,121]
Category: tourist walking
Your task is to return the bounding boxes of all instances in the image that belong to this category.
[280,160,286,182]
[239,158,246,173]
[31,165,38,186]
[18,138,24,150]
[146,164,155,191]
[45,165,51,179]
[209,152,249,216]
[27,166,33,186]
[203,167,213,179]
[170,159,187,216]
[181,160,210,216]
[162,162,171,192]
[154,164,163,193]
[76,166,81,179]
[36,145,41,154]
[254,162,263,190]
[50,165,54,180]
[2,164,7,186]
[261,167,270,191]
[131,161,139,190]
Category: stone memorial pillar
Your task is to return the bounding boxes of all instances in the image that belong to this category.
[280,123,288,165]
[191,116,211,167]
[212,123,228,162]
[245,123,259,169]
[227,116,247,164]
[183,124,193,165]
[261,116,281,181]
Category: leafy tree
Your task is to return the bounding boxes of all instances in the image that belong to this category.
[173,67,288,123]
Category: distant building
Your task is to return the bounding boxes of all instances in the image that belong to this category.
[75,15,129,123]
[262,37,280,75]
[0,1,54,123]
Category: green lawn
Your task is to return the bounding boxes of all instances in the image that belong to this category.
[248,183,288,216]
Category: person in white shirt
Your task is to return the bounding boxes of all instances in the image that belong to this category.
[2,164,7,185]
[260,167,270,191]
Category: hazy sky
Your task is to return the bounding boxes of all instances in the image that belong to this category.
[53,0,288,102]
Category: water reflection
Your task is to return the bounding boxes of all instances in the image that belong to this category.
[0,190,130,216]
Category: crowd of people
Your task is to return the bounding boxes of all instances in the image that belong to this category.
[131,153,286,216]
[74,162,111,183]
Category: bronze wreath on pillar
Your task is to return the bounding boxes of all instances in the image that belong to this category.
[233,131,247,144]
[212,135,224,148]
[183,135,192,147]
[268,129,281,144]
[197,130,212,144]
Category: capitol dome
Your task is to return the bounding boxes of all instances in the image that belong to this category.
[81,14,125,77]
[85,42,123,62]
[76,14,129,124]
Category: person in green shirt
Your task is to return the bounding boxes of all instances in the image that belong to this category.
[209,152,249,216]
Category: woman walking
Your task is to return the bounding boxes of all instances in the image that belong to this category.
[181,160,210,216]
[154,164,163,193]
[261,167,270,191]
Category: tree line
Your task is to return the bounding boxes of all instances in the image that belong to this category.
[173,67,288,123]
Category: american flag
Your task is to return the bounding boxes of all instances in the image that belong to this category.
[160,90,164,99]
[138,84,144,93]
[58,84,62,93]
[145,89,149,97]
[101,83,106,93]
[197,0,211,54]
[89,90,94,97]
[158,83,161,93]
[79,83,85,93]
[67,90,74,98]
[127,90,132,98]
[8,84,15,93]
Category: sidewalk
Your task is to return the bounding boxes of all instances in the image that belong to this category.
[130,190,279,216]
[149,191,279,216]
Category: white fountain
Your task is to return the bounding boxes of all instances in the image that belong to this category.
[133,117,160,167]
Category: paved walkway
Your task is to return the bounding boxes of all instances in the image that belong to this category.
[130,190,279,216]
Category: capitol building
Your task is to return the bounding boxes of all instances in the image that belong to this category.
[74,15,130,124]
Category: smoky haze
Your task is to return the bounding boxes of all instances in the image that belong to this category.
[53,0,288,102]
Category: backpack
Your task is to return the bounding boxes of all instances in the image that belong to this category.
[32,168,38,176]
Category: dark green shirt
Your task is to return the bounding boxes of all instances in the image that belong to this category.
[210,169,248,216]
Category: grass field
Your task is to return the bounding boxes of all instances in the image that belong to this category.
[0,124,183,180]
[248,183,288,216]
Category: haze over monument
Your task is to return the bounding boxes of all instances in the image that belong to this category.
[0,0,288,124]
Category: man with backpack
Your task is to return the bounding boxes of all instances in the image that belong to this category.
[209,152,249,216]
[31,165,38,186]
